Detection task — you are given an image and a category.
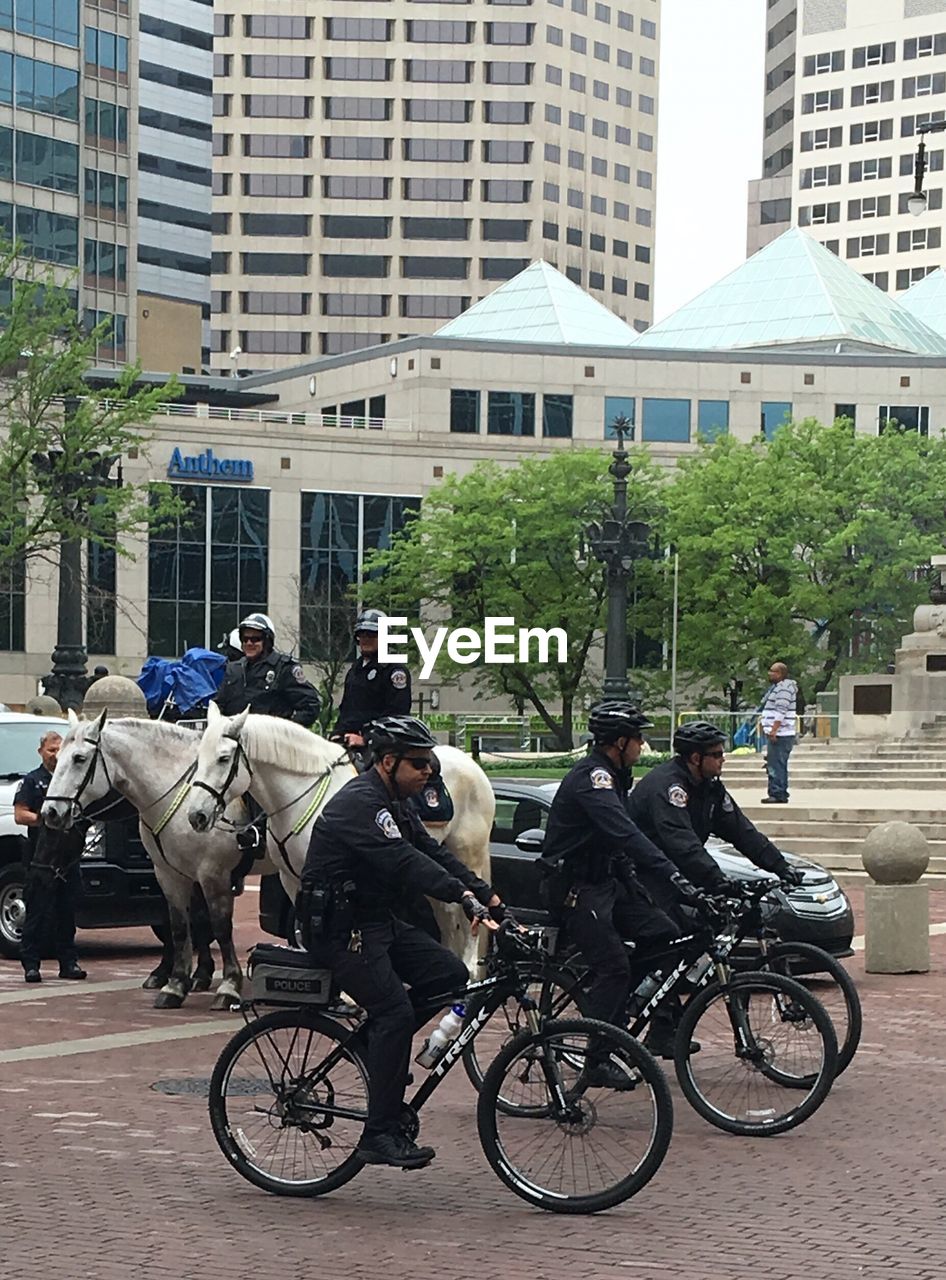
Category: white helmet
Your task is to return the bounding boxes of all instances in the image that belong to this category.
[238,612,276,645]
[228,628,241,652]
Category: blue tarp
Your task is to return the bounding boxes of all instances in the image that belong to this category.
[137,648,227,716]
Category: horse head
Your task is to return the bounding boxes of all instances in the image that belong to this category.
[188,702,252,832]
[42,708,111,830]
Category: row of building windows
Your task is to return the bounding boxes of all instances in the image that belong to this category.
[0,52,79,120]
[83,237,127,290]
[0,126,78,192]
[213,5,651,38]
[0,200,77,264]
[799,187,943,224]
[803,75,946,113]
[449,389,574,437]
[804,36,946,75]
[0,0,79,48]
[799,151,946,186]
[802,111,946,153]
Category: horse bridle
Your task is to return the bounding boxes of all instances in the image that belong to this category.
[46,733,198,829]
[190,739,253,826]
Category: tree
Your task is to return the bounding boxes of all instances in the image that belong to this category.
[661,418,946,699]
[0,249,182,575]
[367,449,665,747]
[289,577,357,735]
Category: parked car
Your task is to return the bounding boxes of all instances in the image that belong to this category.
[488,779,855,957]
[0,712,167,958]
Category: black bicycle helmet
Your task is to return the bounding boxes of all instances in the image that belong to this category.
[354,608,386,635]
[587,700,653,743]
[672,720,727,756]
[366,715,437,755]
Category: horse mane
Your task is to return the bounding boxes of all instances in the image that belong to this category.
[100,718,203,749]
[240,716,337,775]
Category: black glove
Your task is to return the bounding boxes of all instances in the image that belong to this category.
[489,901,507,923]
[780,864,805,887]
[461,894,491,924]
[668,871,704,907]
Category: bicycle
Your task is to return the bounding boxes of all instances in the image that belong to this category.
[463,882,838,1138]
[208,921,674,1215]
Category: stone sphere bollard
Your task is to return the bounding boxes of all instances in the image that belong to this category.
[861,820,930,974]
[25,694,64,716]
[81,674,147,720]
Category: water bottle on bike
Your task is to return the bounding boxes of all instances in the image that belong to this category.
[415,1005,466,1069]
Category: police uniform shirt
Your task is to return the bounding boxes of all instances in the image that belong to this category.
[302,768,491,925]
[14,764,54,855]
[627,757,788,887]
[333,655,412,737]
[214,649,321,725]
[542,749,679,886]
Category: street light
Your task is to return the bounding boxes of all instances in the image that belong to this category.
[31,440,121,711]
[906,122,946,216]
[581,416,651,704]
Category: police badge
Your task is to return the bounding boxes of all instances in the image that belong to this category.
[375,808,400,839]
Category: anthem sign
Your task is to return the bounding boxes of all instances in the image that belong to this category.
[167,446,254,482]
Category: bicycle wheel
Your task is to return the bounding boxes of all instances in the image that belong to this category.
[461,965,588,1108]
[760,942,861,1080]
[675,972,837,1137]
[477,1017,673,1214]
[209,1008,369,1196]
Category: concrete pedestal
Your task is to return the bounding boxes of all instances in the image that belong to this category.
[864,882,930,974]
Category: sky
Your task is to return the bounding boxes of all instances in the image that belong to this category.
[653,0,767,322]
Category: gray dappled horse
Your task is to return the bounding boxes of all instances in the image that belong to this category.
[42,710,247,1009]
[187,706,496,974]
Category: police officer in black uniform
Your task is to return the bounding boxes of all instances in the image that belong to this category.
[627,721,804,910]
[213,612,321,726]
[332,609,411,747]
[14,730,88,983]
[541,701,703,1069]
[299,715,503,1170]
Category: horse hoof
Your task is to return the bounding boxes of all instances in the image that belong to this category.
[191,973,213,993]
[153,991,185,1009]
[211,992,241,1012]
[142,972,169,991]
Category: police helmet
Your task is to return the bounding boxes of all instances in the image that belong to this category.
[238,612,276,646]
[354,608,386,635]
[672,720,727,756]
[366,715,437,756]
[587,700,653,743]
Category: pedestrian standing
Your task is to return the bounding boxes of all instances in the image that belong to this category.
[760,661,798,804]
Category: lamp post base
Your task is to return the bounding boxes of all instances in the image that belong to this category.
[43,645,91,712]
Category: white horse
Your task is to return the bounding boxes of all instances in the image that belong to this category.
[186,705,496,971]
[42,710,248,1009]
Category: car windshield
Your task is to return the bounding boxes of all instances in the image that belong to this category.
[0,722,62,779]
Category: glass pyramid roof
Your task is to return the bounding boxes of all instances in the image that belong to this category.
[434,260,638,346]
[633,227,946,356]
[899,267,946,339]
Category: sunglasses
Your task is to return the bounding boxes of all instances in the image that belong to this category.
[242,635,264,645]
[703,748,726,758]
[401,756,434,772]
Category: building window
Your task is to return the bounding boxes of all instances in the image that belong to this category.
[84,28,129,82]
[450,389,480,434]
[484,139,531,163]
[405,138,470,162]
[323,57,389,81]
[148,486,269,657]
[761,401,792,440]
[299,493,419,661]
[406,18,471,42]
[801,89,842,113]
[324,137,390,161]
[878,405,929,435]
[0,543,24,652]
[406,59,472,83]
[244,292,312,315]
[85,97,128,149]
[327,17,393,40]
[400,294,466,319]
[409,98,472,123]
[697,400,729,441]
[853,42,894,68]
[803,50,844,75]
[481,218,530,241]
[485,100,530,123]
[246,54,313,78]
[404,177,470,201]
[481,257,529,279]
[897,227,942,252]
[245,14,310,37]
[482,179,530,202]
[322,176,391,200]
[402,255,468,279]
[2,0,78,46]
[641,398,689,443]
[243,134,312,157]
[486,60,532,83]
[851,80,894,105]
[83,238,127,289]
[321,254,388,278]
[542,393,572,438]
[402,217,469,240]
[488,391,535,436]
[834,403,856,426]
[487,22,534,43]
[604,395,634,439]
[896,266,936,289]
[242,252,311,276]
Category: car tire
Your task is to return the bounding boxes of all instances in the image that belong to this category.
[0,861,27,959]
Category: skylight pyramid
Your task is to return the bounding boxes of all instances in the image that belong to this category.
[434,260,638,347]
[899,267,946,341]
[633,227,946,356]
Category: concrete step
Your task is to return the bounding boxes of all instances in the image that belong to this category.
[756,819,946,840]
[738,806,946,823]
[728,776,946,789]
[799,848,946,875]
[768,834,946,863]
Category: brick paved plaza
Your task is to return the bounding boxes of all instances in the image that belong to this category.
[1,886,944,1280]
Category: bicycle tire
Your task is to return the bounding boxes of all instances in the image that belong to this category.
[461,964,589,1104]
[209,1007,369,1197]
[477,1017,673,1214]
[760,942,861,1080]
[674,972,837,1137]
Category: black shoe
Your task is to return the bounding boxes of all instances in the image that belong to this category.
[58,964,87,980]
[357,1132,435,1169]
[760,796,788,804]
[583,1060,638,1091]
[23,969,41,984]
[642,1032,701,1061]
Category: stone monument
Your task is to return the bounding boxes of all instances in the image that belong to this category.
[861,820,930,974]
[839,552,946,737]
[81,674,147,720]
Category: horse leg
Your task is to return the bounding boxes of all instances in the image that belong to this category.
[200,876,243,1011]
[142,900,174,990]
[189,885,215,992]
[153,884,194,1010]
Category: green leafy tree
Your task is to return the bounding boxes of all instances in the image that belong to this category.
[662,418,946,699]
[367,449,664,747]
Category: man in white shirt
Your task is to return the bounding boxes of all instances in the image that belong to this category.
[760,662,798,804]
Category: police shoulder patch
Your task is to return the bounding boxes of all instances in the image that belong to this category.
[721,794,734,813]
[292,664,306,683]
[375,808,400,840]
[590,767,613,790]
[667,784,688,808]
[390,668,408,690]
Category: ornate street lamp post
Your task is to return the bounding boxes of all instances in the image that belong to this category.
[906,119,946,216]
[584,417,651,704]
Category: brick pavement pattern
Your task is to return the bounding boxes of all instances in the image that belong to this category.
[0,890,944,1280]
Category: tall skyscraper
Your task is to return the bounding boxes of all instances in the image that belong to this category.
[210,0,661,373]
[0,0,134,365]
[747,0,946,295]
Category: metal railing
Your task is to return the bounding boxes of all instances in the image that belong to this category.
[101,399,413,432]
[675,709,839,749]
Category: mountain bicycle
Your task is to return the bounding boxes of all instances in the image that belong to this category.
[207,921,673,1215]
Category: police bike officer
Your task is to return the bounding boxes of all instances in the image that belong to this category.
[299,715,504,1170]
[627,720,805,912]
[541,701,706,1069]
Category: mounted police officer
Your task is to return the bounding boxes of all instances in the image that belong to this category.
[332,609,411,747]
[213,613,321,726]
[627,721,804,910]
[541,701,703,1069]
[299,715,503,1170]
